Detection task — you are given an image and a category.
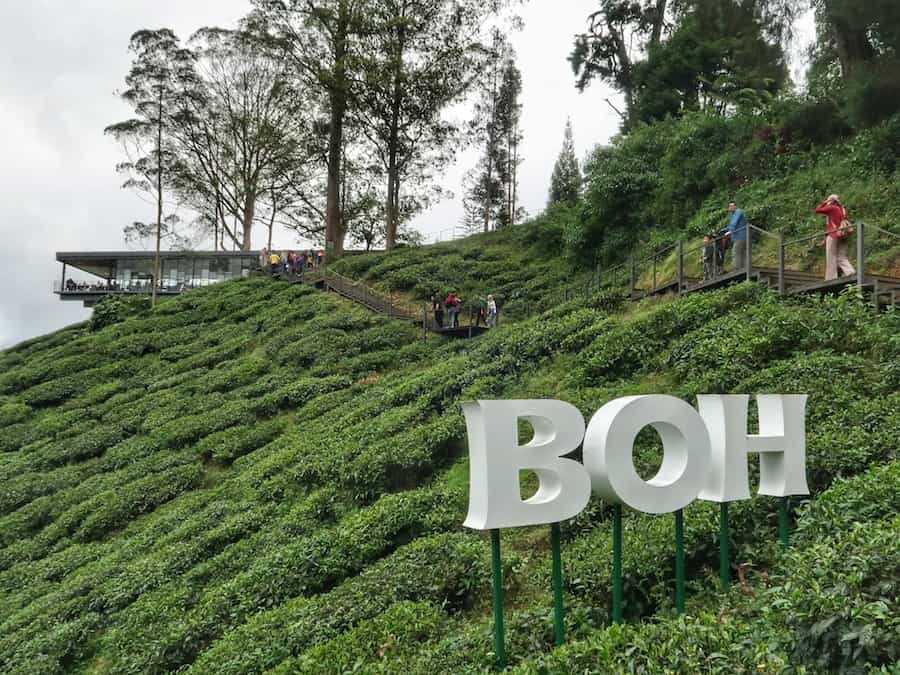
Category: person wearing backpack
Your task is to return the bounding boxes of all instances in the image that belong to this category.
[815,194,856,280]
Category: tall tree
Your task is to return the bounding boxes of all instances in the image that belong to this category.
[571,0,796,126]
[570,0,669,112]
[464,33,522,232]
[245,0,369,260]
[106,29,194,307]
[495,56,523,227]
[355,0,507,249]
[810,0,900,126]
[169,28,313,252]
[549,118,581,205]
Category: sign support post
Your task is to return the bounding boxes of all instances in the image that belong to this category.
[778,497,790,548]
[719,502,729,591]
[490,529,506,670]
[550,522,565,646]
[612,504,623,624]
[675,509,685,613]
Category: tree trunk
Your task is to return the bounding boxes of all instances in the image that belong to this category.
[384,20,406,251]
[511,127,518,226]
[325,10,350,261]
[649,0,667,49]
[242,191,256,251]
[153,91,163,308]
[385,164,399,250]
[830,16,876,79]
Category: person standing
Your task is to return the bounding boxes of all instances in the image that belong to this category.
[445,292,459,328]
[431,293,444,329]
[298,251,308,277]
[815,194,856,280]
[260,247,269,273]
[487,294,498,328]
[474,295,487,327]
[725,201,748,271]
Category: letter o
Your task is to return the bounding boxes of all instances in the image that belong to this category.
[583,395,711,514]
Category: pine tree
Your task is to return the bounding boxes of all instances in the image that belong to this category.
[495,57,524,228]
[548,118,581,205]
[462,36,524,232]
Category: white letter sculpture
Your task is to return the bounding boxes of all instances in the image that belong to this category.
[462,400,591,530]
[698,394,809,502]
[583,395,712,514]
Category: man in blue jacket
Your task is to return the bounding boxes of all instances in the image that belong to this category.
[725,201,748,270]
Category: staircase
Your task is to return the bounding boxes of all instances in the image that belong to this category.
[294,269,489,338]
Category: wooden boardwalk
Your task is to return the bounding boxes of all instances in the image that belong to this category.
[287,269,489,339]
[618,222,900,310]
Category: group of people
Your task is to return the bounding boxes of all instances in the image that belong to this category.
[65,279,112,292]
[260,247,324,276]
[700,195,857,282]
[431,292,498,329]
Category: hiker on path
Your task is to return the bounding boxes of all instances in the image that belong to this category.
[473,295,487,327]
[431,294,444,329]
[298,251,308,276]
[445,292,460,328]
[815,194,856,280]
[725,201,748,270]
[487,295,498,328]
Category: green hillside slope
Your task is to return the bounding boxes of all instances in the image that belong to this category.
[1,257,898,673]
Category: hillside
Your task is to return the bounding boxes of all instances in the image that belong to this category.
[1,237,899,674]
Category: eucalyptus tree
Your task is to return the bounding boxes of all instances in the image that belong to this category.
[106,29,194,306]
[463,34,523,232]
[355,0,509,249]
[244,0,372,258]
[495,55,523,227]
[169,27,314,252]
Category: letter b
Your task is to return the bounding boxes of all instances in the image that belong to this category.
[462,400,591,530]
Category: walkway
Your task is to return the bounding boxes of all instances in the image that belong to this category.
[292,269,489,339]
[601,222,900,310]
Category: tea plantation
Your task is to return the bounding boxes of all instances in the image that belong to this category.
[1,239,898,673]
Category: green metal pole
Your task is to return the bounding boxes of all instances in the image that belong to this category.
[550,522,565,646]
[612,504,623,624]
[490,529,507,670]
[779,497,790,549]
[675,509,685,613]
[719,502,729,592]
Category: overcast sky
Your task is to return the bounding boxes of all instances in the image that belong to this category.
[0,2,811,348]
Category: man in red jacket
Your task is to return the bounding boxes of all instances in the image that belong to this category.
[815,194,856,281]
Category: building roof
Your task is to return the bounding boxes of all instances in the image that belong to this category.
[56,250,260,278]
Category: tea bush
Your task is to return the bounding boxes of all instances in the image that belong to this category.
[0,254,897,674]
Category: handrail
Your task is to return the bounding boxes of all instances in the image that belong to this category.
[865,222,900,241]
[749,224,780,241]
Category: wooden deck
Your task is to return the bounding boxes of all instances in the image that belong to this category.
[632,265,900,309]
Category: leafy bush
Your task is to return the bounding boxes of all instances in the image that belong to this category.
[89,294,152,331]
[771,515,900,671]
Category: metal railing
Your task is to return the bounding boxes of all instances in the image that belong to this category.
[53,279,219,295]
[598,220,900,300]
[322,269,416,321]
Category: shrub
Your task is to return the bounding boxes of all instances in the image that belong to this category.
[771,515,900,671]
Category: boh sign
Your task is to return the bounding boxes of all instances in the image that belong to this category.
[461,394,808,668]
